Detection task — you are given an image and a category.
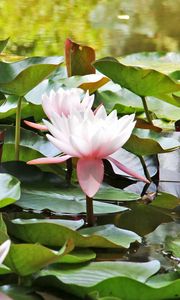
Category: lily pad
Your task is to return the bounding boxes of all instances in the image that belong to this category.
[0,173,20,208]
[58,249,96,264]
[4,240,73,276]
[7,218,141,249]
[36,260,164,299]
[15,183,138,214]
[124,128,180,156]
[1,126,59,162]
[0,56,64,96]
[94,56,180,107]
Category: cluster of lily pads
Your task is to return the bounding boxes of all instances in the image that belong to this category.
[0,37,180,299]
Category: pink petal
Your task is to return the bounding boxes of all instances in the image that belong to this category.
[77,158,104,198]
[27,155,71,165]
[107,156,150,184]
[24,120,48,131]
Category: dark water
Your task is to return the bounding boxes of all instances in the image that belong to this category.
[0,0,180,57]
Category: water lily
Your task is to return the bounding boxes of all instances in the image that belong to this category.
[0,240,11,265]
[24,88,94,131]
[27,106,149,197]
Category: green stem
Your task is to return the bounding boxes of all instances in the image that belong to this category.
[86,195,94,226]
[141,96,153,125]
[139,155,151,183]
[15,96,22,161]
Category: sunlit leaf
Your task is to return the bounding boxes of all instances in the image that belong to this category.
[4,240,73,276]
[124,128,180,156]
[94,57,180,107]
[0,56,64,96]
[7,218,141,249]
[0,173,20,208]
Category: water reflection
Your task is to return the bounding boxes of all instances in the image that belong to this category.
[0,0,179,56]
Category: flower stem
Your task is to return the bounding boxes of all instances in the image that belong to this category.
[15,96,22,161]
[66,158,73,185]
[86,195,94,226]
[141,96,153,125]
[139,155,151,183]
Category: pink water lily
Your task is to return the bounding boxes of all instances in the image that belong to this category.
[0,240,11,265]
[28,106,149,197]
[24,88,94,131]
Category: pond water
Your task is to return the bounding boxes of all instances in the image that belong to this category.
[0,0,180,57]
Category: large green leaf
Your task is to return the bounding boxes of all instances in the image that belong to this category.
[0,56,64,96]
[124,128,179,156]
[1,126,59,162]
[25,74,109,105]
[36,260,165,299]
[0,174,20,208]
[58,249,96,264]
[15,184,138,214]
[7,218,141,248]
[120,52,180,80]
[96,89,180,121]
[4,241,73,276]
[94,57,180,107]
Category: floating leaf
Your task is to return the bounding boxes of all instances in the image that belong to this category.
[96,89,180,122]
[15,182,138,214]
[4,240,73,276]
[0,174,20,208]
[94,57,180,107]
[58,249,96,264]
[7,219,141,249]
[120,52,180,80]
[65,38,95,76]
[36,260,163,299]
[0,56,64,96]
[0,126,59,162]
[151,192,180,209]
[124,129,179,156]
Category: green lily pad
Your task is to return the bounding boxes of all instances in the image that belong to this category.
[15,184,138,214]
[4,240,73,276]
[0,173,20,208]
[58,249,96,264]
[36,260,163,299]
[96,89,180,121]
[1,126,59,162]
[0,56,64,96]
[94,56,180,107]
[124,128,179,156]
[7,218,141,249]
[120,52,180,80]
[151,192,180,209]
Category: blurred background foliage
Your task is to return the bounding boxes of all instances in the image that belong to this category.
[0,0,180,57]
